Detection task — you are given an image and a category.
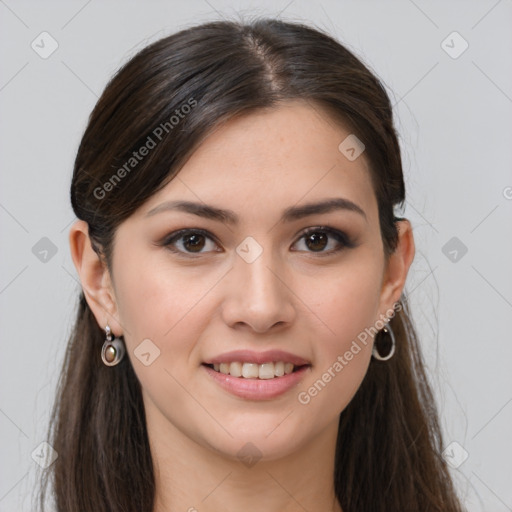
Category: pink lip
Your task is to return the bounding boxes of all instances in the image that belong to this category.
[203,349,310,366]
[202,364,311,400]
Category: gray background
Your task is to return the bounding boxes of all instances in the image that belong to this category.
[1,0,511,510]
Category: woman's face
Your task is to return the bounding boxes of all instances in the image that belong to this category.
[103,101,408,460]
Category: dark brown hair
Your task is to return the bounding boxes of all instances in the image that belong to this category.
[37,17,465,512]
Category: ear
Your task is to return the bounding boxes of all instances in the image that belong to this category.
[68,220,123,337]
[378,219,415,316]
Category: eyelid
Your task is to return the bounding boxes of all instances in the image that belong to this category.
[291,225,355,255]
[159,228,222,255]
[159,225,355,255]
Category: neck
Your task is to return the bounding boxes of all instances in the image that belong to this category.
[147,406,343,512]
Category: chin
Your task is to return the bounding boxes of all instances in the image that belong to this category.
[198,417,311,463]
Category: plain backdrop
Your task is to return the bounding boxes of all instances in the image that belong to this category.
[1,1,511,510]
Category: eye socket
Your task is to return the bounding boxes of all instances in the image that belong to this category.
[292,226,354,255]
[160,226,354,257]
[162,229,220,255]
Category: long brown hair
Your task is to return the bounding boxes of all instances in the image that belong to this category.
[37,17,465,511]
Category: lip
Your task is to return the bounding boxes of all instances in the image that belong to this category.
[202,363,311,400]
[203,349,311,366]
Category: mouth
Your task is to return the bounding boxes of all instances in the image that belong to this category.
[202,361,311,380]
[201,349,312,399]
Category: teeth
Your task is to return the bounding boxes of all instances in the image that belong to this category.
[259,362,275,380]
[241,363,259,379]
[229,361,242,377]
[209,361,300,379]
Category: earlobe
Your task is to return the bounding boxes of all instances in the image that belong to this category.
[379,219,416,312]
[68,220,122,336]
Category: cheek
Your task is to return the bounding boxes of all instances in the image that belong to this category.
[112,256,218,409]
[313,256,383,347]
[113,252,223,352]
[297,256,382,408]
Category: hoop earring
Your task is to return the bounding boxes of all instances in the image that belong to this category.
[372,322,395,361]
[101,324,126,366]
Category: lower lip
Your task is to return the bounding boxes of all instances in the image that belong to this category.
[202,364,311,400]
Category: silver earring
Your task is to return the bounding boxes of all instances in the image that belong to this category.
[372,322,395,361]
[101,324,125,366]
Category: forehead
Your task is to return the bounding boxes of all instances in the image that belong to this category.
[138,100,378,226]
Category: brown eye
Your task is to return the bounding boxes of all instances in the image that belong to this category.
[304,231,328,252]
[162,229,220,255]
[181,233,206,252]
[292,227,353,255]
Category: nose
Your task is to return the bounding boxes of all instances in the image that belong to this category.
[220,244,296,334]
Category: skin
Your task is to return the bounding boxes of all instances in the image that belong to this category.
[70,100,415,512]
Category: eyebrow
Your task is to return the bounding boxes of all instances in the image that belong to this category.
[145,197,367,224]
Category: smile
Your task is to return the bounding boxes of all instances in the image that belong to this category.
[205,361,308,379]
[202,362,311,400]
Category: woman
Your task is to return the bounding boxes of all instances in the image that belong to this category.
[39,17,465,512]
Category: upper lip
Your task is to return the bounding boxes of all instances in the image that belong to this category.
[203,349,311,366]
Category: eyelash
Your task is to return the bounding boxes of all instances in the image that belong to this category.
[160,226,355,258]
